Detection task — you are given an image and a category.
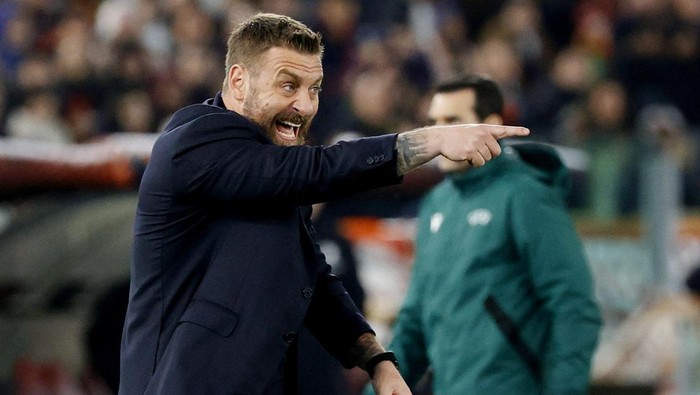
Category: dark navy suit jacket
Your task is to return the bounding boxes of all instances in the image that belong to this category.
[119,93,402,394]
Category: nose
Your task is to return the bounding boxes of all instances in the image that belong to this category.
[293,92,316,117]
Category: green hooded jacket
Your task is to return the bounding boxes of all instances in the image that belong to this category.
[376,143,601,395]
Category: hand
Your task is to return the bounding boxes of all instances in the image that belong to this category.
[371,361,412,395]
[395,123,529,175]
[435,124,529,167]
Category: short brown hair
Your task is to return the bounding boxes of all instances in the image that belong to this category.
[434,74,504,121]
[224,13,323,80]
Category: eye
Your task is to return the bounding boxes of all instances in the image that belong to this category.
[310,85,322,95]
[281,83,296,94]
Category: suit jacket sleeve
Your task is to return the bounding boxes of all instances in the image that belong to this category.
[301,207,373,368]
[169,116,402,205]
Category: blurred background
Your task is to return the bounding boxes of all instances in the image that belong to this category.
[1,0,700,394]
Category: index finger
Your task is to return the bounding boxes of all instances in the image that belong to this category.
[488,125,530,139]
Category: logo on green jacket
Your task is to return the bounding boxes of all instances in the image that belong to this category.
[430,213,444,233]
[467,209,492,226]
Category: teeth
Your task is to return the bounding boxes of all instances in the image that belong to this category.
[281,121,301,128]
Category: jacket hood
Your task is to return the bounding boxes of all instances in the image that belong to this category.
[504,141,572,198]
[449,140,572,199]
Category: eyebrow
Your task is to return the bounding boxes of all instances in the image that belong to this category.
[277,68,323,85]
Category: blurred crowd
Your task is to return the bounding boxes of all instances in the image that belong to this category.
[2,1,700,394]
[1,0,700,215]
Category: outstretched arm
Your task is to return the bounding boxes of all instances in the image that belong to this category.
[395,124,530,175]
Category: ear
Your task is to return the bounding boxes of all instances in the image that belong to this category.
[483,113,503,126]
[227,64,247,101]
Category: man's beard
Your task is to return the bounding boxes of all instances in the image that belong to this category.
[242,93,311,146]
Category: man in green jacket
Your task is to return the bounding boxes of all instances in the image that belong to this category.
[369,74,601,394]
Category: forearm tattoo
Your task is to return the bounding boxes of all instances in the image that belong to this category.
[349,332,386,370]
[395,129,435,176]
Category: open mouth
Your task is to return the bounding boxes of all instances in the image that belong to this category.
[275,120,301,142]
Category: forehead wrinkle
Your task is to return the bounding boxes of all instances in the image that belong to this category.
[263,48,322,81]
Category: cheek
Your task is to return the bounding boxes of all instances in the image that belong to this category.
[255,95,274,113]
[269,97,295,116]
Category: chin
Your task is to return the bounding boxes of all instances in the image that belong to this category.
[276,139,300,147]
[274,135,305,146]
